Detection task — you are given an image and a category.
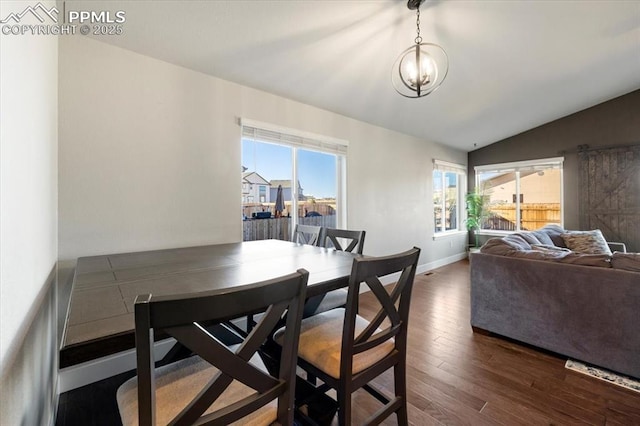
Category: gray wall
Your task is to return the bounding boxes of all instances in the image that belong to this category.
[468,89,640,230]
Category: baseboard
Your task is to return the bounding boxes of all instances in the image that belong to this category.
[378,251,468,286]
[58,338,176,393]
[418,251,469,275]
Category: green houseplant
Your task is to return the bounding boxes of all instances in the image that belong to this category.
[465,189,488,248]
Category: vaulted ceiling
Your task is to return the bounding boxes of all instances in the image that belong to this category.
[81,0,640,151]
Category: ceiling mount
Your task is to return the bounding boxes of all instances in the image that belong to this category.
[392,0,448,98]
[407,0,426,11]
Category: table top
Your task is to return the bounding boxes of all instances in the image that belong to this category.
[60,239,358,368]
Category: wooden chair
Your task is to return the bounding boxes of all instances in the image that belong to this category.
[116,270,308,426]
[303,228,366,318]
[292,224,322,246]
[320,228,366,254]
[276,247,421,425]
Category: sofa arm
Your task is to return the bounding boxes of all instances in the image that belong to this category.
[608,242,627,253]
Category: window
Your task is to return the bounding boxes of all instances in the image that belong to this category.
[241,119,348,241]
[475,157,563,232]
[433,160,466,234]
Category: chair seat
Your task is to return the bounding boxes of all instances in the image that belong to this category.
[303,288,348,318]
[276,308,395,379]
[117,353,276,426]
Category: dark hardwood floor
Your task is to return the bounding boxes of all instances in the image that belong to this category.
[56,259,640,425]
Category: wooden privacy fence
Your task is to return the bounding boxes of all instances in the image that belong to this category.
[243,215,338,242]
[486,203,561,231]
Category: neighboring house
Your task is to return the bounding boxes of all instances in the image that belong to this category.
[269,179,306,201]
[242,171,271,203]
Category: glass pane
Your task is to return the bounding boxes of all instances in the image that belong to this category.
[297,149,337,229]
[519,168,562,230]
[478,171,518,231]
[444,172,458,230]
[242,138,293,241]
[433,171,443,232]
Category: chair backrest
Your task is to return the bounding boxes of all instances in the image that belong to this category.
[320,228,366,254]
[292,224,322,246]
[340,248,420,379]
[133,269,308,426]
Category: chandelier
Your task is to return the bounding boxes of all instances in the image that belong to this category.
[392,0,449,98]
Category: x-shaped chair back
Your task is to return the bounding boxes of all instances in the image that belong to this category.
[133,270,308,426]
[292,224,322,246]
[321,228,366,254]
[341,248,420,379]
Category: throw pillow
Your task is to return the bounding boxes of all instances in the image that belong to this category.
[561,230,612,255]
[611,252,640,272]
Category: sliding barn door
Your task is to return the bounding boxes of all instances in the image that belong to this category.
[579,145,640,252]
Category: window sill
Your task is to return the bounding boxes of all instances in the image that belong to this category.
[474,230,515,237]
[432,230,468,240]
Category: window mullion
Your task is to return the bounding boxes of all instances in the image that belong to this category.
[291,147,298,231]
[515,171,521,231]
[441,171,446,232]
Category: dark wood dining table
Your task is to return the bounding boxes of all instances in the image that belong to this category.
[60,239,359,368]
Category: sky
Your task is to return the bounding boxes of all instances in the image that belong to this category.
[242,139,337,198]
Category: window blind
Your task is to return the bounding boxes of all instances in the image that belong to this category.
[241,118,348,155]
[475,157,563,174]
[433,159,466,173]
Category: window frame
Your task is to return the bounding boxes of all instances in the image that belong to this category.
[432,159,467,238]
[474,157,564,234]
[241,119,348,230]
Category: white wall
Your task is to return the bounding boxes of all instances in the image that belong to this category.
[59,35,467,266]
[0,0,59,422]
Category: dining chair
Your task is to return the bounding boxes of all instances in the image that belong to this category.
[303,228,366,318]
[116,269,308,426]
[320,228,366,254]
[292,224,322,246]
[275,247,421,425]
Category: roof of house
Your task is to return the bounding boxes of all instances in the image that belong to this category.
[243,172,270,185]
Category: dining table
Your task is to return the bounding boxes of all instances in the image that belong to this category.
[60,239,359,368]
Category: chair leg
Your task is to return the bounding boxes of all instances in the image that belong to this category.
[337,387,351,426]
[394,363,408,426]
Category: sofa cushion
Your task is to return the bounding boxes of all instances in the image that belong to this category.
[561,230,612,255]
[611,252,640,272]
[511,249,570,261]
[531,244,571,253]
[538,224,566,247]
[558,253,612,268]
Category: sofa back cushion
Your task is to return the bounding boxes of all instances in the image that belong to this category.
[561,230,612,255]
[611,252,640,272]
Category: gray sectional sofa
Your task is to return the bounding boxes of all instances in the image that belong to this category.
[470,224,640,379]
